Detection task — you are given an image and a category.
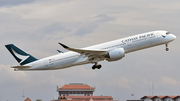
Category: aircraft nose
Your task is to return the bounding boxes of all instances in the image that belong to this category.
[171,34,177,40]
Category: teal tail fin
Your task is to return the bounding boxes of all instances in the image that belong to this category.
[5,44,38,65]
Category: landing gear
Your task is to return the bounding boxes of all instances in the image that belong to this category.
[165,44,169,51]
[92,63,102,70]
[97,65,102,69]
[92,65,95,70]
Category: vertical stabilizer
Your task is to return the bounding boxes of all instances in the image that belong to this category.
[5,44,38,65]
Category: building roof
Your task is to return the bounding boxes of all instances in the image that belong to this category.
[59,83,94,90]
[89,98,93,101]
[24,97,31,101]
[141,96,154,99]
[141,96,180,99]
[152,96,166,99]
[163,96,178,99]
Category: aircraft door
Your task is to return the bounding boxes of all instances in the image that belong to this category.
[44,60,49,66]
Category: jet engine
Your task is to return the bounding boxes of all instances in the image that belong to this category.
[106,48,125,62]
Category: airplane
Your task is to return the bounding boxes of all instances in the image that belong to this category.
[5,30,176,71]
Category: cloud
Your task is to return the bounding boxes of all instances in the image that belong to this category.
[159,76,180,86]
[0,0,180,101]
[95,14,115,23]
[74,23,98,36]
[0,0,37,7]
[40,22,65,34]
[0,64,99,100]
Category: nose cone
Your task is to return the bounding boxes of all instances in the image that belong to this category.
[171,34,177,40]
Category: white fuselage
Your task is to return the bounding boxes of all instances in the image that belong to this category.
[16,30,176,71]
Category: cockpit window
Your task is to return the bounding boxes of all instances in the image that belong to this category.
[166,32,170,35]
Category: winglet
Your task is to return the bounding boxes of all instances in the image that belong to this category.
[58,43,69,49]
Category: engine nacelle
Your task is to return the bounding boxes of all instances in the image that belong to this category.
[106,48,125,62]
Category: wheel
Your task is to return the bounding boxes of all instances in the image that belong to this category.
[92,65,95,70]
[97,65,102,69]
[166,48,169,51]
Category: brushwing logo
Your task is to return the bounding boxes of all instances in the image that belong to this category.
[11,48,29,63]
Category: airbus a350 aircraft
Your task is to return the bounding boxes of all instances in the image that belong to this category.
[5,30,176,71]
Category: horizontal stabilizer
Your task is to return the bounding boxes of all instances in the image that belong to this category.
[11,66,31,68]
[57,50,64,53]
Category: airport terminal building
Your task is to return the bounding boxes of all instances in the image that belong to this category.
[52,83,116,101]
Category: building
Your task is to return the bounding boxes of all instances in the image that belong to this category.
[52,83,116,101]
[57,83,95,96]
[141,96,180,101]
[24,97,31,101]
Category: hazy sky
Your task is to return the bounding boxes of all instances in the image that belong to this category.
[0,0,180,101]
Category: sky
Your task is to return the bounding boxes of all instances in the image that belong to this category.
[0,0,180,101]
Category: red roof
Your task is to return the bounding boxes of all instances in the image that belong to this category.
[141,96,180,99]
[153,96,166,98]
[89,98,93,101]
[24,97,31,101]
[164,96,178,98]
[59,84,94,89]
[168,96,177,98]
[141,96,154,99]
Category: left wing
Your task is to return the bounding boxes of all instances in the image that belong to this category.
[11,66,31,68]
[58,43,108,62]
